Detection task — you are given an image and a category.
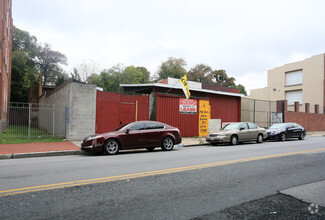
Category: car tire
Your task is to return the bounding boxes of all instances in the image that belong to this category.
[103,139,120,155]
[280,133,286,142]
[161,137,174,151]
[211,142,218,146]
[230,135,238,145]
[146,147,155,152]
[298,132,305,140]
[256,134,263,143]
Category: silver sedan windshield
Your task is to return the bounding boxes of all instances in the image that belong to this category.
[222,123,240,130]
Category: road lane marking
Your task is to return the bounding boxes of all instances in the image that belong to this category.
[1,147,325,197]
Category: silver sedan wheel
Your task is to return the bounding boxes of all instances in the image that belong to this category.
[230,135,238,145]
[257,134,263,143]
[104,140,119,155]
[162,137,174,151]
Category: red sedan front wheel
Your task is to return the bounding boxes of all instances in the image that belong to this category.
[104,139,120,155]
[161,137,174,151]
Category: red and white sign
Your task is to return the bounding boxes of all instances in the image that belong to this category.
[179,98,197,114]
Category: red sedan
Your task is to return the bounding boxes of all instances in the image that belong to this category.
[81,121,182,155]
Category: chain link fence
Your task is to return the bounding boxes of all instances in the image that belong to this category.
[0,102,66,141]
[241,98,277,128]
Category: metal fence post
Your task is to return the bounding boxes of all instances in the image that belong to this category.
[253,99,256,123]
[28,103,31,140]
[52,104,55,138]
[268,101,271,127]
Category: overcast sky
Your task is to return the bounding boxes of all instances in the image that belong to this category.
[13,0,325,93]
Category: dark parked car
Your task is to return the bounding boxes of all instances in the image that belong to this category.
[206,122,267,145]
[266,123,306,141]
[81,121,182,155]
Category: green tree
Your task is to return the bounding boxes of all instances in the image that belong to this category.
[10,51,30,102]
[87,65,152,92]
[37,43,67,85]
[56,72,69,86]
[87,65,122,92]
[12,26,38,58]
[187,64,213,83]
[135,66,151,83]
[10,26,39,102]
[73,59,100,82]
[87,73,102,87]
[212,69,247,95]
[212,69,235,86]
[100,69,121,92]
[231,84,247,96]
[70,68,82,82]
[121,66,151,84]
[156,57,187,80]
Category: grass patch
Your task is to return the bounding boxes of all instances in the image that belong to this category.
[0,125,65,144]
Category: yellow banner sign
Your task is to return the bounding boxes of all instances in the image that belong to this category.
[179,75,190,99]
[199,100,211,137]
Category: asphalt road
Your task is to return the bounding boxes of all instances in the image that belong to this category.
[0,137,325,219]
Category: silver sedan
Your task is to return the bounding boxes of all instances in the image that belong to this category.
[206,122,267,145]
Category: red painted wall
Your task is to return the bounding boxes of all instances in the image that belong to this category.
[96,91,149,133]
[96,89,241,137]
[156,94,199,137]
[156,93,241,137]
[209,94,241,123]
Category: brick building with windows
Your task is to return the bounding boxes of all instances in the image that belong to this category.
[0,0,13,131]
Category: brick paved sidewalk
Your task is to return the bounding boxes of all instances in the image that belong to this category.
[0,141,80,155]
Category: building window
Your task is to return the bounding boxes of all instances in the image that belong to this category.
[285,70,303,86]
[285,90,302,105]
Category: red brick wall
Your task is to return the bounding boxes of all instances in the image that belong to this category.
[323,54,325,113]
[286,111,325,131]
[277,100,325,131]
[0,0,13,120]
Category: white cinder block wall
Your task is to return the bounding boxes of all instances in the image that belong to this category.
[68,82,97,141]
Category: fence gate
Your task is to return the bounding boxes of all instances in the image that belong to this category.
[241,98,278,128]
[0,102,66,141]
[96,91,149,134]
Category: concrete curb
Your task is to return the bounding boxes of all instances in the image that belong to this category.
[0,154,12,159]
[0,150,83,160]
[182,143,210,147]
[306,133,325,137]
[280,180,325,207]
